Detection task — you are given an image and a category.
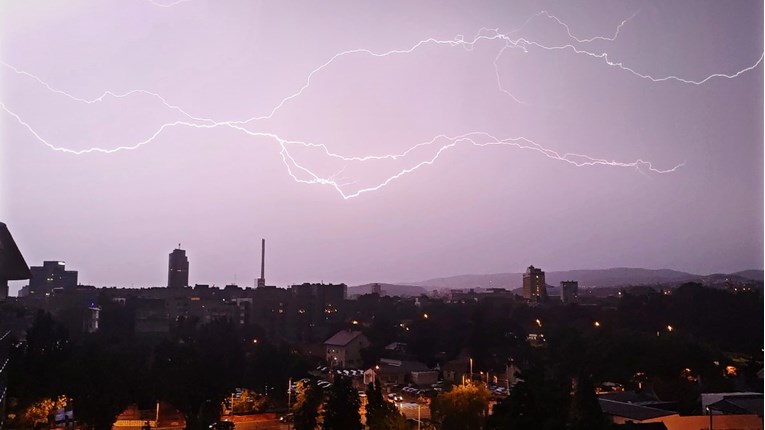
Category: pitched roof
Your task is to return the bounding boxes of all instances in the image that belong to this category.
[0,222,31,280]
[378,358,430,373]
[708,395,764,416]
[325,330,364,346]
[599,391,673,407]
[599,399,677,421]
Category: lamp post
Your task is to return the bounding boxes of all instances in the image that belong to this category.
[469,358,473,382]
[417,402,421,430]
[288,377,292,409]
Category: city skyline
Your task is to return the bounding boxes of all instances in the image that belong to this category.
[2,1,762,291]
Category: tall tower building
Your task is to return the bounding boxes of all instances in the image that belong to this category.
[168,245,189,288]
[522,265,547,302]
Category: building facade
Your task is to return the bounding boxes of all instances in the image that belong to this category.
[325,330,370,368]
[27,261,78,296]
[560,280,579,304]
[522,265,547,302]
[167,247,189,288]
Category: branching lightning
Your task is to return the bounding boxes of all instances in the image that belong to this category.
[1,8,760,199]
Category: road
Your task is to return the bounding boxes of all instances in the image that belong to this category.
[231,420,289,430]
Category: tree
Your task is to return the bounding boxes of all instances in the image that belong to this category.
[293,381,322,430]
[19,396,65,429]
[12,311,70,404]
[63,336,145,430]
[568,373,603,430]
[152,319,244,430]
[486,368,569,430]
[232,389,267,414]
[322,376,361,430]
[365,381,406,430]
[431,383,491,430]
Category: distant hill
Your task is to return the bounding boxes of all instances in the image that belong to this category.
[731,269,764,281]
[407,267,763,290]
[348,283,427,297]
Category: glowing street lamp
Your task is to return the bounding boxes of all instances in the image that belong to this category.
[594,321,601,328]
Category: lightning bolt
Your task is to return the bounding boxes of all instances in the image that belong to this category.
[145,0,193,8]
[1,9,759,199]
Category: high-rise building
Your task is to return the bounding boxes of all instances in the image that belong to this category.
[522,265,547,302]
[168,246,189,288]
[560,280,579,304]
[28,261,78,296]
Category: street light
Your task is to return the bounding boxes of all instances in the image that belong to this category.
[594,321,600,328]
[667,325,673,332]
[417,402,422,430]
[535,319,542,327]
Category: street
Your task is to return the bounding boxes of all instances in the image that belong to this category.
[230,419,289,430]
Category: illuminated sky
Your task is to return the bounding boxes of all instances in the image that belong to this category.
[1,1,762,292]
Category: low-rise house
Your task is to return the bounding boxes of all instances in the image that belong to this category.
[324,330,370,368]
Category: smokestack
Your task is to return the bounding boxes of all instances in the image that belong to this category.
[260,238,265,280]
[257,238,266,288]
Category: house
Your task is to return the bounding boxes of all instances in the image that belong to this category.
[324,330,370,368]
[599,398,679,425]
[600,395,764,430]
[370,358,432,386]
[702,392,763,416]
[112,402,185,430]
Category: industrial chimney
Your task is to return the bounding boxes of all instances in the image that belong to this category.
[256,238,266,288]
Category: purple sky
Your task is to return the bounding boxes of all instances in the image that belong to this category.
[2,1,763,294]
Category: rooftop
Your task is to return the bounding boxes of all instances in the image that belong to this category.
[324,330,364,346]
[599,399,677,421]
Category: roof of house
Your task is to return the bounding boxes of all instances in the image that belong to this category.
[708,395,764,416]
[377,358,430,374]
[325,330,365,346]
[599,391,673,407]
[599,399,677,421]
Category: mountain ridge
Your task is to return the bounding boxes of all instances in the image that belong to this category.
[348,268,763,296]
